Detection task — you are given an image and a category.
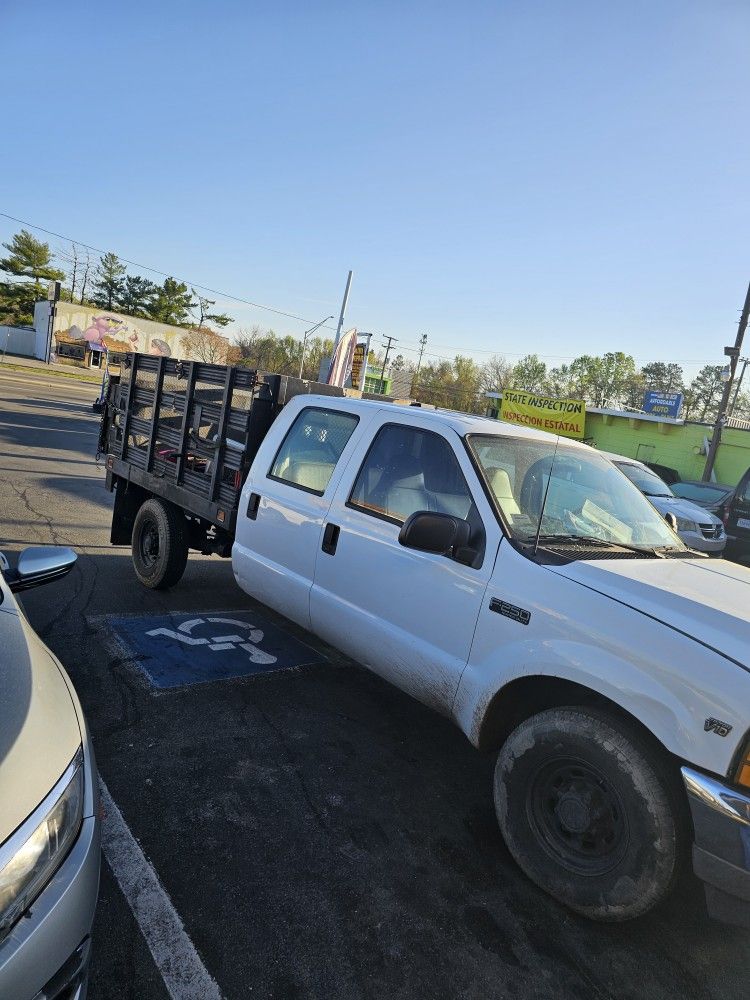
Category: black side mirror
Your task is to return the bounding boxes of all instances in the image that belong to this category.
[5,546,77,593]
[664,512,679,533]
[398,511,472,559]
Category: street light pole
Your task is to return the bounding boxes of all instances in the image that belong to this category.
[332,271,353,352]
[703,279,750,481]
[298,315,334,379]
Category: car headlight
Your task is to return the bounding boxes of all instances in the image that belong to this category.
[0,749,83,942]
[674,516,698,532]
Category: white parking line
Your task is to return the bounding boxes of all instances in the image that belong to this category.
[99,780,224,1000]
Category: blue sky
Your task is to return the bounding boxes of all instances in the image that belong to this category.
[2,0,749,376]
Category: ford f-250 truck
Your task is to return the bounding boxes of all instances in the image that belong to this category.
[100,353,750,927]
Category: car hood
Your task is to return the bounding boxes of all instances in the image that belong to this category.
[550,557,750,671]
[646,495,720,524]
[0,604,82,845]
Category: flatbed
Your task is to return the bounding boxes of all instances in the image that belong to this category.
[99,352,343,576]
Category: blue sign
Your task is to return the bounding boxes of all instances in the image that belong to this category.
[642,390,683,418]
[109,610,324,688]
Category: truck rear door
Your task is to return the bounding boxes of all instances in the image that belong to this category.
[309,412,503,717]
[233,400,368,628]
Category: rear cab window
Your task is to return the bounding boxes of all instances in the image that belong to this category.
[269,406,359,495]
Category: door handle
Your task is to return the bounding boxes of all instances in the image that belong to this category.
[322,522,340,555]
[246,493,261,520]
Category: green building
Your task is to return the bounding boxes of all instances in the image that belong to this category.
[583,409,750,486]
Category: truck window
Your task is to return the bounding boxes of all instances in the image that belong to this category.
[269,407,358,495]
[349,424,477,525]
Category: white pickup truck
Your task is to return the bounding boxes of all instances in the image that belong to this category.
[102,358,750,926]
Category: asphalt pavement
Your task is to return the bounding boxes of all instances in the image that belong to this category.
[1,367,749,1000]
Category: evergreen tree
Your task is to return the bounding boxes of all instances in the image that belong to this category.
[149,277,196,326]
[0,229,65,324]
[192,290,233,329]
[91,252,126,309]
[121,275,157,317]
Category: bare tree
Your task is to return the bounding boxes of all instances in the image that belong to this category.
[68,242,79,302]
[180,327,229,363]
[479,354,514,394]
[79,252,92,304]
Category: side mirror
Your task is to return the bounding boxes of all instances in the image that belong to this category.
[664,512,679,532]
[398,511,472,558]
[5,546,77,593]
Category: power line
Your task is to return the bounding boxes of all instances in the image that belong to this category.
[0,211,338,331]
[0,211,729,368]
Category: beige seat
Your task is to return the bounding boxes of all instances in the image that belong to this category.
[285,460,335,493]
[488,468,521,517]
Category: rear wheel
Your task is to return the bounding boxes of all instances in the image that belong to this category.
[494,706,685,921]
[131,498,189,589]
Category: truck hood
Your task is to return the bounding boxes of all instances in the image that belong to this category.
[0,605,82,845]
[646,495,721,525]
[550,557,750,671]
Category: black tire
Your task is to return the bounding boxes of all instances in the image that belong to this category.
[494,706,685,922]
[131,498,189,590]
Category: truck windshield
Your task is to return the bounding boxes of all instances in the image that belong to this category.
[467,434,685,551]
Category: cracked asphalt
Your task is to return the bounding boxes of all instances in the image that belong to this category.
[1,366,749,1000]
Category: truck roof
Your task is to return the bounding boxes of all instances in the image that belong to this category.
[303,394,594,450]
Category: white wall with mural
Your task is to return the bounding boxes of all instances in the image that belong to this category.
[43,301,228,365]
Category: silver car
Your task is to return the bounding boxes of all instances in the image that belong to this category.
[601,452,727,555]
[0,547,100,1000]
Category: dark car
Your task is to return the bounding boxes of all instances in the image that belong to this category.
[671,479,736,514]
[720,468,750,561]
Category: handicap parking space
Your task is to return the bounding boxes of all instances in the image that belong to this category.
[108,609,325,688]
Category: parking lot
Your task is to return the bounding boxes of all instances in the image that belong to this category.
[2,366,749,1000]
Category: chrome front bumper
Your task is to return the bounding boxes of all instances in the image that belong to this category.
[682,766,750,927]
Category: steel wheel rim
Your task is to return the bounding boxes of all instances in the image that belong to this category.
[526,755,629,876]
[139,519,160,568]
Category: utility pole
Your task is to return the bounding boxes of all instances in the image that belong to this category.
[379,335,397,395]
[332,270,353,352]
[413,333,427,396]
[703,279,750,481]
[730,356,750,416]
[415,333,427,376]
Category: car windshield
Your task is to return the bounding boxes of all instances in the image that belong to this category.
[467,434,685,550]
[671,482,730,503]
[614,462,673,498]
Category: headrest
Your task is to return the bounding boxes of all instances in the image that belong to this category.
[488,467,514,498]
[383,455,425,490]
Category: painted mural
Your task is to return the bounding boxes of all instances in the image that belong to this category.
[52,302,228,364]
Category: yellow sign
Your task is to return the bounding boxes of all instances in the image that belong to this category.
[350,343,366,388]
[500,389,586,439]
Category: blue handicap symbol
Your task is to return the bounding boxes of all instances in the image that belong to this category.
[109,610,324,688]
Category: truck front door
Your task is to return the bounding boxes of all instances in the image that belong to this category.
[310,416,502,716]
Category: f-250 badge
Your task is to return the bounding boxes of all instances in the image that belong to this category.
[704,717,733,737]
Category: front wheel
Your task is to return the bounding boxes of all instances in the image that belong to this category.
[131,498,189,589]
[494,707,685,921]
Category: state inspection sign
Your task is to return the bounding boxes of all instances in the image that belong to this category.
[500,389,586,439]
